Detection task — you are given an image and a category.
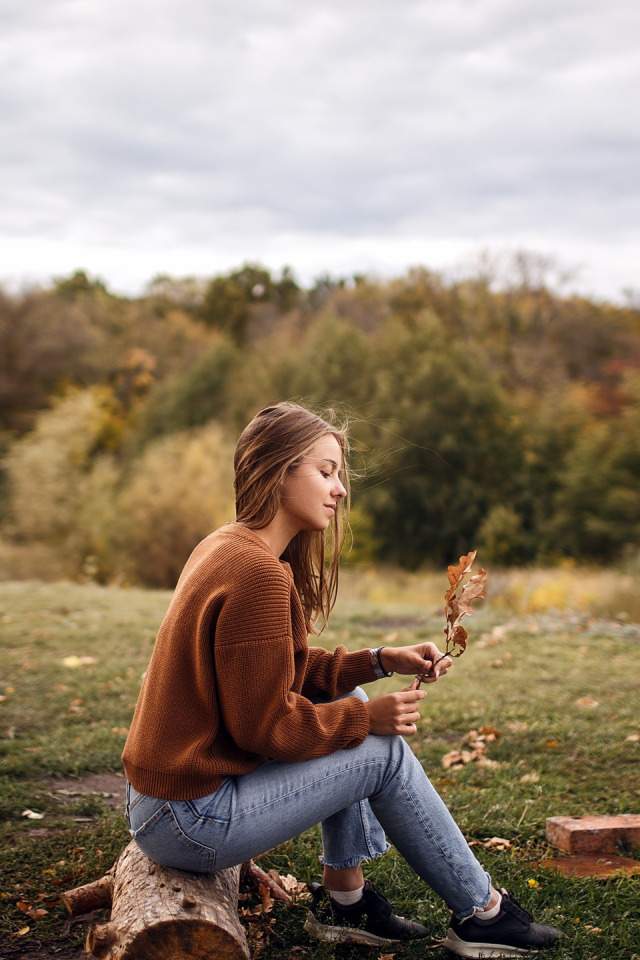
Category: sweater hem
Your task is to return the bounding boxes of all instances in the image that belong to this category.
[123,763,231,802]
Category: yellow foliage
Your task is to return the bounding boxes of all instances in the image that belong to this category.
[112,423,236,587]
[5,387,121,545]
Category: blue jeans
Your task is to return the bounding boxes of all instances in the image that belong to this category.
[125,688,491,920]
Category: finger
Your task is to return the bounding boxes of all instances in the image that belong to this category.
[404,710,421,724]
[416,672,435,684]
[402,686,426,697]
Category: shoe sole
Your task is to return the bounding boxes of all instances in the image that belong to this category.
[442,929,539,958]
[304,912,400,947]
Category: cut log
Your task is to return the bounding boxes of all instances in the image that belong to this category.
[62,873,114,916]
[63,840,249,960]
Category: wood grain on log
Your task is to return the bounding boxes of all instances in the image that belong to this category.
[61,873,114,916]
[63,841,249,960]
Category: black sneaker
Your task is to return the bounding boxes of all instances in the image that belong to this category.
[303,880,430,946]
[442,890,562,957]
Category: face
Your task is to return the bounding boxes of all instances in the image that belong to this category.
[277,434,347,537]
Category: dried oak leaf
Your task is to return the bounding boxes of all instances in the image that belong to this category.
[444,551,488,654]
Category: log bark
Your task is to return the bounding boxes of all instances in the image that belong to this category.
[63,841,249,960]
[61,873,114,916]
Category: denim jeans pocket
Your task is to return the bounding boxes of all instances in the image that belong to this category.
[129,802,218,872]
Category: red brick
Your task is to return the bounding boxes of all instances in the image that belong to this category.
[545,815,640,854]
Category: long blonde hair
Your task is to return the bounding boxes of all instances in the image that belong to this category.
[234,402,350,629]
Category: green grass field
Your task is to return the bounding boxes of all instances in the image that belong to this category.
[1,567,639,958]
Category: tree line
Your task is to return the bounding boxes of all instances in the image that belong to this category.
[1,257,639,587]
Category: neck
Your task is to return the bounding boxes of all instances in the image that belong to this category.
[238,517,297,559]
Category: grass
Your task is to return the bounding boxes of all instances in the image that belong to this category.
[1,567,639,958]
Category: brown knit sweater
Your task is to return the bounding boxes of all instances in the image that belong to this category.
[122,524,375,800]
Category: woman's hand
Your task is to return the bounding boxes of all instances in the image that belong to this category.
[365,682,426,736]
[380,642,452,683]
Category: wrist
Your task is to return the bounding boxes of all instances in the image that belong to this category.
[369,646,394,679]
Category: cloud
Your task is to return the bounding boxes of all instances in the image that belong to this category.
[0,0,638,298]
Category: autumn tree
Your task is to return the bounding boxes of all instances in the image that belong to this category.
[356,310,523,567]
[551,373,640,560]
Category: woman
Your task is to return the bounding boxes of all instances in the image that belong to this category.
[122,402,561,957]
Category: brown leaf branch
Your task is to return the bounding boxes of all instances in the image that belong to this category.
[419,550,488,685]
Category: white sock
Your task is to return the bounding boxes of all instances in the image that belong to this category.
[328,885,365,906]
[475,891,502,920]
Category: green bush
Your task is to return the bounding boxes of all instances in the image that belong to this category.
[111,423,236,587]
[132,335,239,446]
[5,387,121,553]
[477,504,528,566]
[3,392,236,586]
[552,374,640,560]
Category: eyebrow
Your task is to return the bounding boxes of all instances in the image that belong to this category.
[318,458,340,470]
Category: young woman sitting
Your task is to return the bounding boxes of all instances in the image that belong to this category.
[123,402,562,958]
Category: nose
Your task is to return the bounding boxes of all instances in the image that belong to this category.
[333,476,347,500]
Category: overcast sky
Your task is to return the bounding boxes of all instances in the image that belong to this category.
[1,0,639,300]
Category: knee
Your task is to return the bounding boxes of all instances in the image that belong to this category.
[385,731,421,771]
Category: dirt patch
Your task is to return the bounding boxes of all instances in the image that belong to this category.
[39,772,127,811]
[1,939,87,960]
[6,774,127,960]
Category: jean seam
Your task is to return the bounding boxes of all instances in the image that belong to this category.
[184,799,229,825]
[359,800,375,858]
[395,768,489,916]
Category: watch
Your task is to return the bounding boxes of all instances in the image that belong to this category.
[369,646,394,679]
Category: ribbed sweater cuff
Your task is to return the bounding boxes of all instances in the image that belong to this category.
[340,647,381,688]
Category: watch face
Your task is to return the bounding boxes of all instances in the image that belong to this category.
[369,648,386,678]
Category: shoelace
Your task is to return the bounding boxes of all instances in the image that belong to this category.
[502,893,534,925]
[365,883,391,906]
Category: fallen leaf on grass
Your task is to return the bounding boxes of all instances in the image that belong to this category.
[482,837,512,851]
[21,810,45,820]
[17,902,48,920]
[441,728,501,770]
[13,927,30,937]
[625,734,639,742]
[520,773,540,784]
[442,749,472,769]
[62,656,97,668]
[257,884,273,914]
[266,869,307,896]
[477,726,501,739]
[575,697,598,709]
